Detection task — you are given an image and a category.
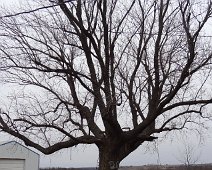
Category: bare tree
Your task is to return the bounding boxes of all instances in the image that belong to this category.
[1,0,212,169]
[177,139,201,170]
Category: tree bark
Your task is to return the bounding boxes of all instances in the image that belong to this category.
[98,145,121,170]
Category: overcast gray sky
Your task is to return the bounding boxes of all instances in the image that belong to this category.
[0,0,212,168]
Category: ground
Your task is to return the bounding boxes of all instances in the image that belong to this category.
[40,164,212,170]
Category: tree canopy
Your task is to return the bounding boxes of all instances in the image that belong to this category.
[0,0,212,169]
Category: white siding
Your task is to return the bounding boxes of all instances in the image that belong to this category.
[0,159,25,170]
[0,141,39,170]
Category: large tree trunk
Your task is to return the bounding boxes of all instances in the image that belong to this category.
[97,136,145,170]
[98,145,121,170]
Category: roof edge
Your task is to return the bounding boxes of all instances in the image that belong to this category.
[0,140,40,156]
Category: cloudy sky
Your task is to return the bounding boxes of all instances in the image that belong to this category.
[0,0,212,168]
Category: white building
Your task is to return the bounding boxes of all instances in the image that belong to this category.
[0,141,39,170]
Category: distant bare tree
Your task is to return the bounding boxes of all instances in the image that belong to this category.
[1,0,212,169]
[177,139,201,170]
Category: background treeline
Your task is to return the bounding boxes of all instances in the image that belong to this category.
[40,168,95,170]
[40,164,212,170]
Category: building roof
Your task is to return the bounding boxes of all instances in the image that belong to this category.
[0,140,40,156]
